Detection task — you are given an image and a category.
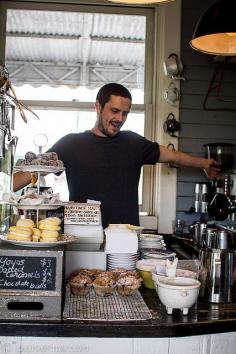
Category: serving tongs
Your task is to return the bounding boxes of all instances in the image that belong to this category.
[7,82,40,123]
[0,63,39,123]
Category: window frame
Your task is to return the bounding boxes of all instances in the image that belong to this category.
[0,0,182,232]
[0,0,156,215]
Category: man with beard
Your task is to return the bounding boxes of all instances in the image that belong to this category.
[13,83,219,228]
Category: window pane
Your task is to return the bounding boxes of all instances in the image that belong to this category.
[6,9,145,104]
[6,7,147,207]
[14,108,144,202]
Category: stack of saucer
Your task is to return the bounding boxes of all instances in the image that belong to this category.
[142,249,175,261]
[107,253,138,271]
[138,234,166,258]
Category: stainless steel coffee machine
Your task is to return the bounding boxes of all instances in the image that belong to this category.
[204,143,236,221]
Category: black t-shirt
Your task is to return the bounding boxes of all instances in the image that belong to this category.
[49,130,160,227]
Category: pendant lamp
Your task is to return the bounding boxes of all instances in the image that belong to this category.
[190,0,236,56]
[107,0,174,4]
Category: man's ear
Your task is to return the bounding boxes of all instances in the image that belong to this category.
[95,101,101,113]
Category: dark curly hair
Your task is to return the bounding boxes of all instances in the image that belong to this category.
[96,83,132,109]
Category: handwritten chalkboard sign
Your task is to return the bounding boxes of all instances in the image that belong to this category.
[64,203,101,225]
[0,256,56,291]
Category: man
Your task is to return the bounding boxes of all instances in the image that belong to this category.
[13,83,219,228]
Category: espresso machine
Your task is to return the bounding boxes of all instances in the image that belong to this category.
[205,143,236,221]
[197,143,236,303]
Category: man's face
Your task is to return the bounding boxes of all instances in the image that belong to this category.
[95,95,131,137]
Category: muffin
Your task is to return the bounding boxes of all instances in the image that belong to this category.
[93,275,116,297]
[116,274,142,296]
[122,270,143,282]
[69,274,92,296]
[110,268,128,280]
[76,268,103,281]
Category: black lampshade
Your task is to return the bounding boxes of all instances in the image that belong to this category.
[190,0,236,56]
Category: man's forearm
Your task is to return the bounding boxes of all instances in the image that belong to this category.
[13,171,31,192]
[159,145,208,168]
[171,150,209,169]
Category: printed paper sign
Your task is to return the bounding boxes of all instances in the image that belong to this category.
[64,203,101,225]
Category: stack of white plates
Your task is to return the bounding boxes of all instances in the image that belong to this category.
[142,249,175,260]
[138,234,166,250]
[107,253,138,271]
[138,234,166,259]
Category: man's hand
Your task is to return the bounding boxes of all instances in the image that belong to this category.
[203,159,221,179]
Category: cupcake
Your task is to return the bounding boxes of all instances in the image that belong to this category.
[76,268,103,281]
[93,275,116,297]
[69,274,92,296]
[110,268,128,280]
[116,274,142,296]
[122,270,143,282]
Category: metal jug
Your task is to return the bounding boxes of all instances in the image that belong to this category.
[188,221,207,246]
[199,248,236,303]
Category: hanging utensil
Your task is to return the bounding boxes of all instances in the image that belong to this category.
[0,63,9,89]
[163,113,180,137]
[7,81,40,123]
[163,53,185,81]
[163,82,180,106]
[167,143,179,168]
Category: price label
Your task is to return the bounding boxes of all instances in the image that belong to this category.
[0,256,56,291]
[64,203,101,225]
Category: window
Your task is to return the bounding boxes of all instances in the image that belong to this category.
[0,1,155,214]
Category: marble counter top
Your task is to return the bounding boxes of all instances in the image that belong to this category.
[0,288,236,338]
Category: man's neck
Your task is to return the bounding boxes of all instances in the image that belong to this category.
[91,127,107,137]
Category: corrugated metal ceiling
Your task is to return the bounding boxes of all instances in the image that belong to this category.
[5,9,146,87]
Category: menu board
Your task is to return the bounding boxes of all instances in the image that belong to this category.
[0,256,56,291]
[64,203,101,225]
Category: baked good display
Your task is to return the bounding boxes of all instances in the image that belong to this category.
[68,269,142,297]
[3,149,67,247]
[7,218,35,241]
[116,272,142,296]
[6,217,63,243]
[38,217,61,242]
[77,268,103,280]
[15,151,64,168]
[110,268,129,280]
[16,218,35,228]
[121,270,143,282]
[32,227,41,242]
[2,188,61,206]
[7,225,32,241]
[40,230,59,242]
[39,217,61,230]
[93,274,116,297]
[69,274,93,296]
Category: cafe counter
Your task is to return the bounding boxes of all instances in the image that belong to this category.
[0,288,236,354]
[0,238,236,354]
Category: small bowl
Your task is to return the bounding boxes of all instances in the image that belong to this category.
[156,277,201,315]
[137,269,155,289]
[152,269,197,291]
[136,259,166,289]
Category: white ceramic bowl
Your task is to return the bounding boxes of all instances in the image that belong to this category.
[152,269,197,291]
[156,277,201,315]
